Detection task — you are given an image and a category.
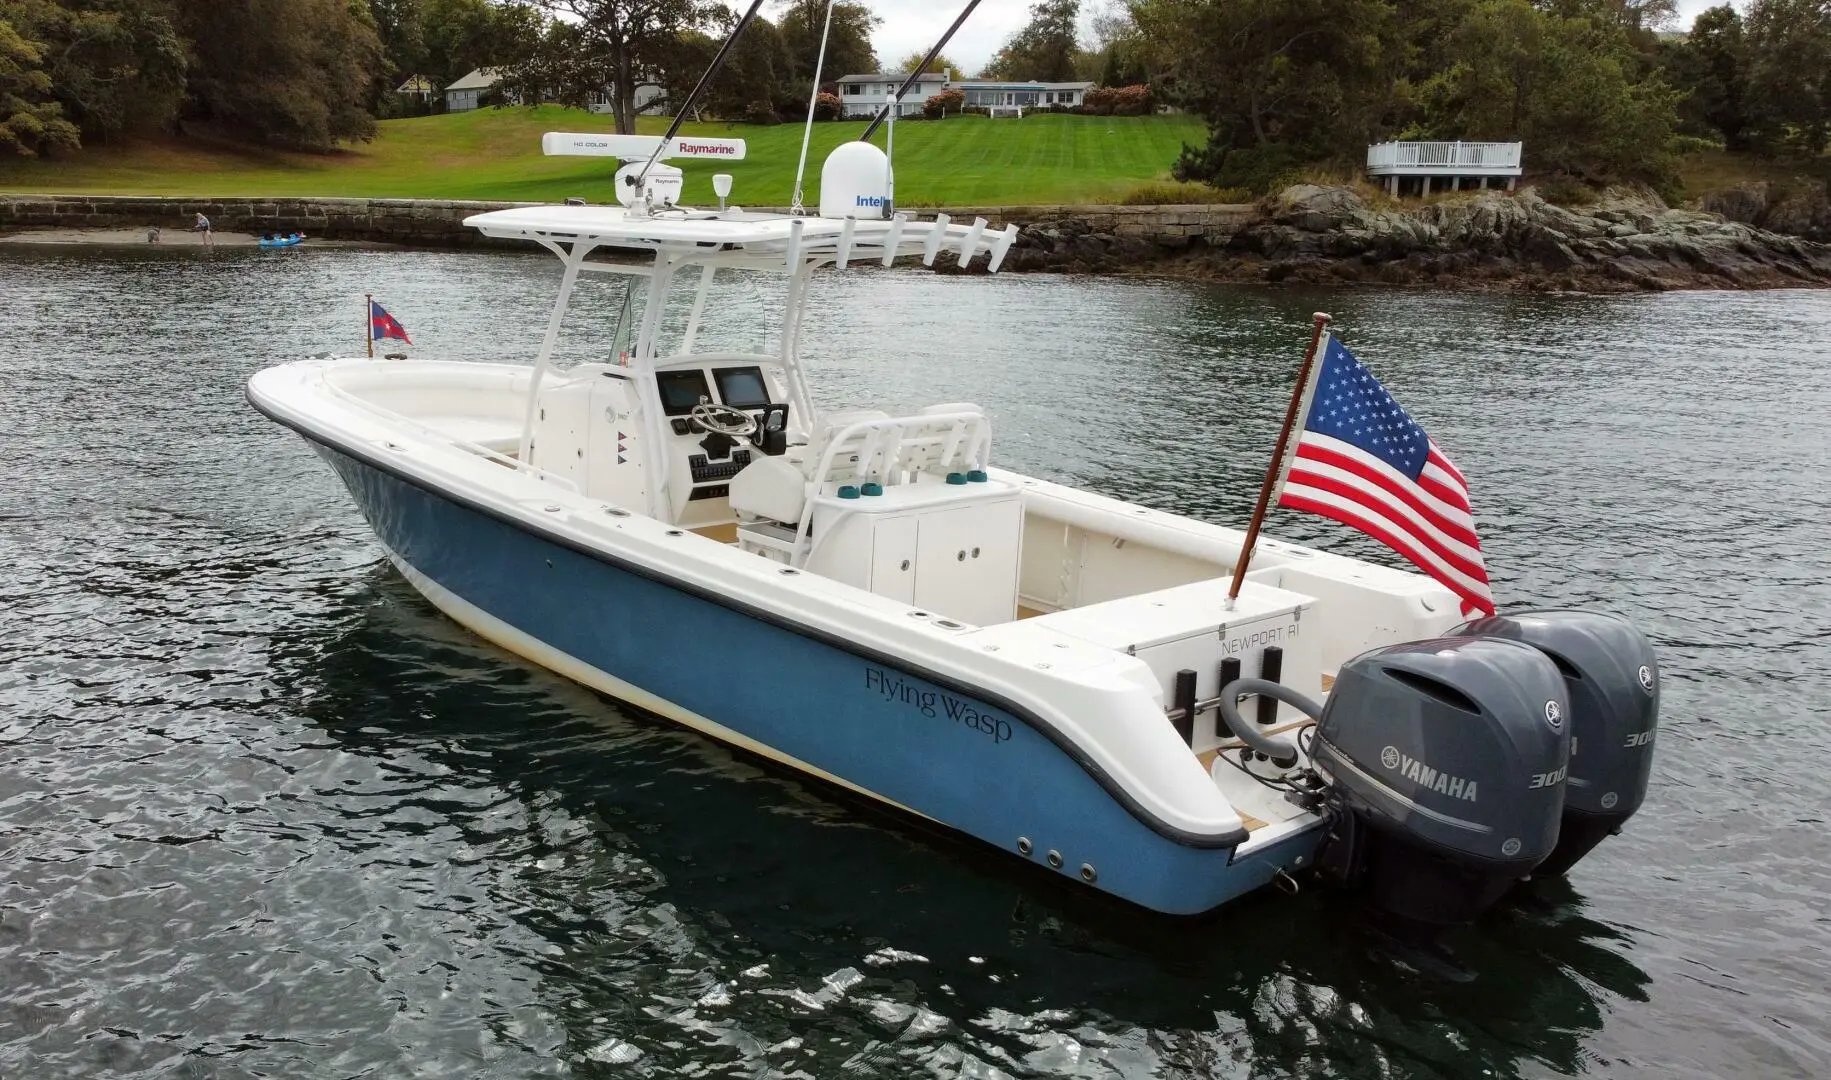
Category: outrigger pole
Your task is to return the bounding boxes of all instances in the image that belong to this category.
[1225,312,1332,609]
[632,0,767,199]
[859,0,982,142]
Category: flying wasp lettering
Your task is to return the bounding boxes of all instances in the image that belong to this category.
[864,666,1013,745]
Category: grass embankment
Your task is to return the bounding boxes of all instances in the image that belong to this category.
[0,107,1209,207]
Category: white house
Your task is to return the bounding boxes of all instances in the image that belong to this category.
[952,80,1092,112]
[445,68,502,112]
[395,74,437,102]
[835,72,950,118]
[588,83,667,117]
[834,72,1095,118]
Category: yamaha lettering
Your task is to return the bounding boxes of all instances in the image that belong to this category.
[1380,745,1478,802]
[864,666,1012,744]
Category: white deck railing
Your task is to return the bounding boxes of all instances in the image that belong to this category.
[1366,141,1523,174]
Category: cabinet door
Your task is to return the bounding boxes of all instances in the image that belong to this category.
[869,515,919,603]
[913,501,1022,625]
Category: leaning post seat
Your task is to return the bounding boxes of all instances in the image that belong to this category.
[729,405,996,565]
[728,455,807,526]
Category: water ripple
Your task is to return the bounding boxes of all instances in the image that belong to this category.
[3,248,1829,1078]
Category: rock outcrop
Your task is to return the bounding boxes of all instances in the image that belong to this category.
[1701,181,1831,245]
[1005,184,1831,291]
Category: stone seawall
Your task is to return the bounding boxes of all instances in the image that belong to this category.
[0,193,1256,253]
[0,194,531,246]
[9,189,1820,291]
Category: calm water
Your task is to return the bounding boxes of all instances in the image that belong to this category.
[2,244,1828,1079]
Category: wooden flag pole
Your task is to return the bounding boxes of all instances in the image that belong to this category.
[365,293,373,358]
[1226,311,1332,608]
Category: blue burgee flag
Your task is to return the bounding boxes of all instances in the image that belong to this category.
[370,301,412,344]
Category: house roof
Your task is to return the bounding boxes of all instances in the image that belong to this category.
[835,72,948,84]
[952,80,1093,91]
[446,68,502,92]
[396,74,435,94]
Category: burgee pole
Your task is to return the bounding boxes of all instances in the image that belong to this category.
[365,293,373,358]
[1226,312,1332,609]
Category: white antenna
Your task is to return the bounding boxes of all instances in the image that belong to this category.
[790,0,838,215]
[884,93,896,219]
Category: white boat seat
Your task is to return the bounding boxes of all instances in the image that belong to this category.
[728,455,808,525]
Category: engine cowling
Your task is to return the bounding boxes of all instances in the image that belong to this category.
[1453,610,1659,876]
[1309,636,1570,927]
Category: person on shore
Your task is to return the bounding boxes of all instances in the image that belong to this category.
[192,212,213,247]
[146,225,161,244]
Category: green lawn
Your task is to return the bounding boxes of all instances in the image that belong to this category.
[0,107,1209,206]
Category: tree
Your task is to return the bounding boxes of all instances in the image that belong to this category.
[367,0,426,103]
[1742,0,1831,157]
[893,51,963,78]
[1134,0,1404,192]
[0,0,186,143]
[704,14,794,117]
[1082,1,1145,84]
[0,12,78,156]
[981,0,1081,81]
[501,0,720,133]
[176,0,386,148]
[777,0,877,83]
[1415,0,1680,183]
[1538,0,1678,34]
[1663,4,1754,149]
[420,0,513,91]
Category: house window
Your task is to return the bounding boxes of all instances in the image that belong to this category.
[844,84,859,95]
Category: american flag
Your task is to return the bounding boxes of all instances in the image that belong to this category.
[1274,335,1495,616]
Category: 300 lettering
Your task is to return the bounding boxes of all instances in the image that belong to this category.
[1529,764,1568,789]
[864,666,1013,744]
[1623,730,1655,748]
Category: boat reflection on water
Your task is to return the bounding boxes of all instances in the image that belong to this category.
[265,565,1649,1078]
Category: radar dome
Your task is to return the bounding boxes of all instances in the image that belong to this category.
[819,142,890,219]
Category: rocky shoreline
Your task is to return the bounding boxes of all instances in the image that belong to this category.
[1002,185,1831,292]
[6,186,1829,291]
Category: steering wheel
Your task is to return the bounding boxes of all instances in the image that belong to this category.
[689,401,757,437]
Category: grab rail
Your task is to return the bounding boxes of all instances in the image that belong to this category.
[791,410,991,565]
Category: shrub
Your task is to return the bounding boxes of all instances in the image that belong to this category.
[1111,84,1154,116]
[1120,181,1252,205]
[923,88,965,119]
[1538,174,1598,206]
[1084,86,1117,115]
[813,92,842,121]
[743,100,780,125]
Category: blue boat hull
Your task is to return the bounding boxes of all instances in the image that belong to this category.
[306,436,1317,913]
[259,236,304,248]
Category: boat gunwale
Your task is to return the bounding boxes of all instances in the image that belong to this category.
[247,378,1254,853]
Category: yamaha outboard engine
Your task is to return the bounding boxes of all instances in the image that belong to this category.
[1304,637,1570,927]
[1454,610,1659,877]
